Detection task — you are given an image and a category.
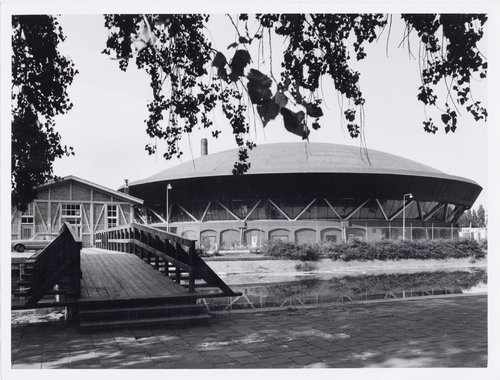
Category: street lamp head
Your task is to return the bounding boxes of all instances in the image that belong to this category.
[167,183,172,190]
[404,193,413,199]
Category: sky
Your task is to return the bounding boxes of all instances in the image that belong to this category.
[48,14,489,208]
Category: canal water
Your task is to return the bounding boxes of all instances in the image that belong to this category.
[204,268,487,310]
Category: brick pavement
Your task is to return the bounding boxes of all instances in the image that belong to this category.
[10,294,487,369]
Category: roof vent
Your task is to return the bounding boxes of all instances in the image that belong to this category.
[124,179,129,194]
[201,138,208,156]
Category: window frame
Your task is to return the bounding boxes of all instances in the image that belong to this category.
[21,204,35,225]
[106,204,118,229]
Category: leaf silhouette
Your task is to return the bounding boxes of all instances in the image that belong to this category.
[212,51,228,80]
[273,91,288,108]
[304,102,323,117]
[247,69,272,104]
[281,107,310,140]
[229,49,251,81]
[441,113,451,124]
[257,99,280,127]
[212,51,227,69]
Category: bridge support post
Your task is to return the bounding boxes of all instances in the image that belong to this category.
[188,241,195,293]
[163,239,170,276]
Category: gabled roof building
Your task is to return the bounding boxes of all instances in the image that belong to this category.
[11,175,143,246]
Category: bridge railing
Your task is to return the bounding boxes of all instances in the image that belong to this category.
[95,223,238,296]
[13,222,82,309]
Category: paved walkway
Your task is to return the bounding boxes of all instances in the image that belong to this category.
[11,294,487,368]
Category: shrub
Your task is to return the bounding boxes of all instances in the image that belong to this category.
[479,239,488,251]
[262,240,320,261]
[262,238,486,261]
[262,239,297,258]
[295,262,318,271]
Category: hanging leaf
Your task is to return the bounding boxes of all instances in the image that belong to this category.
[239,36,250,44]
[423,119,437,134]
[247,69,272,104]
[227,42,238,49]
[257,99,280,127]
[229,49,251,81]
[273,91,288,108]
[441,113,451,125]
[212,51,228,80]
[212,51,227,69]
[347,123,360,138]
[281,107,310,140]
[344,108,356,122]
[304,102,323,117]
[247,68,271,83]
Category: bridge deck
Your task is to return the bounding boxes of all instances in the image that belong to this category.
[79,248,189,303]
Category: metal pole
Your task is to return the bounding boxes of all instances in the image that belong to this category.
[166,183,172,233]
[402,193,413,240]
[402,199,405,241]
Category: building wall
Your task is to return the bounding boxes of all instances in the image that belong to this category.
[141,196,462,249]
[459,227,488,241]
[11,179,137,247]
[164,218,460,250]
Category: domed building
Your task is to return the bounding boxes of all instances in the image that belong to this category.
[125,141,482,250]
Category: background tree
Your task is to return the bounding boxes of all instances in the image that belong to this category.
[476,204,486,227]
[12,15,78,211]
[458,204,486,228]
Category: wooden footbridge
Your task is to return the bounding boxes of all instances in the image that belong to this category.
[12,223,240,330]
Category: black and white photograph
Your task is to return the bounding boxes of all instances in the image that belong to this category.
[1,1,499,378]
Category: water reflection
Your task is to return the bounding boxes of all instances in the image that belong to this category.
[206,269,487,310]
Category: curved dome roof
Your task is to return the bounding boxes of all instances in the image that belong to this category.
[130,142,476,186]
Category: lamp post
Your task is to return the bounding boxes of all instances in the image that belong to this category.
[166,183,172,232]
[402,193,413,240]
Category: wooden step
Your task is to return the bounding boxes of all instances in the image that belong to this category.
[13,288,78,296]
[168,273,190,280]
[181,283,216,289]
[16,280,33,287]
[79,313,211,331]
[12,289,32,297]
[79,303,207,321]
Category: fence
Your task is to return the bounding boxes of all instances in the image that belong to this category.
[95,223,239,296]
[12,222,82,309]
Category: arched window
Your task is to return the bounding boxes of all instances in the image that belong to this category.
[294,228,317,244]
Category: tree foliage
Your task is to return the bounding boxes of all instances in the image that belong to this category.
[102,13,487,173]
[12,15,78,210]
[11,14,487,209]
[458,204,487,228]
